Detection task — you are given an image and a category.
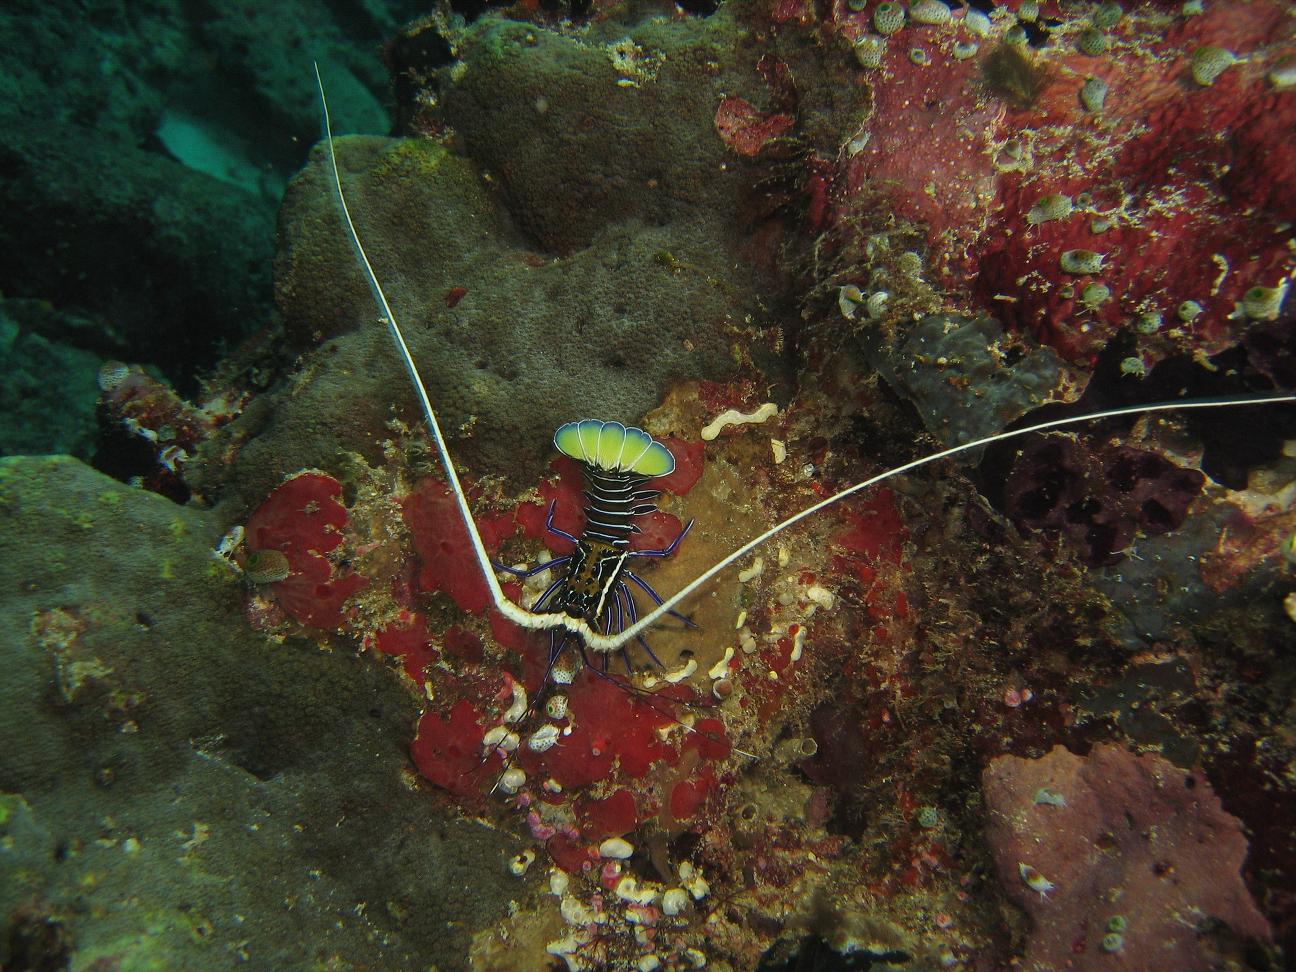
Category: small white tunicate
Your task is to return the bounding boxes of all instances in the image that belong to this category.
[804,584,835,610]
[509,849,536,875]
[615,875,659,905]
[498,766,527,794]
[771,439,787,464]
[503,681,528,723]
[738,556,765,583]
[527,724,561,752]
[664,658,698,683]
[661,888,690,916]
[560,895,599,925]
[790,626,807,663]
[600,837,634,859]
[550,869,570,896]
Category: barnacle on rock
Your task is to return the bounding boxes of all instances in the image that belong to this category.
[896,251,924,277]
[909,0,951,25]
[1092,2,1124,28]
[1027,194,1073,225]
[1060,249,1106,274]
[1080,282,1111,310]
[1077,28,1110,57]
[964,9,990,36]
[1134,310,1162,334]
[1268,56,1296,90]
[854,35,886,69]
[1178,300,1203,322]
[244,549,291,584]
[1190,46,1236,86]
[1080,77,1108,113]
[909,47,931,66]
[953,41,979,60]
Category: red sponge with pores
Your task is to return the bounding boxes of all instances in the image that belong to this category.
[411,699,496,799]
[245,472,368,629]
[403,479,517,613]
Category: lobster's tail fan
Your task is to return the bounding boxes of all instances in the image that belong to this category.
[555,419,675,477]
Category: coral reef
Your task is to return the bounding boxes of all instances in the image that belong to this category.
[983,743,1270,971]
[0,456,523,970]
[8,0,1296,969]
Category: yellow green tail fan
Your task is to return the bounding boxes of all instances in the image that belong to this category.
[554,419,675,477]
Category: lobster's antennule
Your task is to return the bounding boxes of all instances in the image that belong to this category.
[314,63,553,634]
[587,393,1296,652]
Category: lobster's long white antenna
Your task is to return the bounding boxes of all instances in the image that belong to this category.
[593,392,1296,651]
[315,64,546,634]
[316,66,1294,655]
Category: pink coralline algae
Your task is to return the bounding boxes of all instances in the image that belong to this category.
[983,743,1270,971]
[829,1,1296,367]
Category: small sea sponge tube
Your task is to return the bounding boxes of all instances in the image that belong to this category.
[1242,283,1287,320]
[873,2,906,35]
[1060,249,1106,274]
[1027,194,1073,225]
[244,548,291,584]
[1190,46,1237,86]
[854,35,886,69]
